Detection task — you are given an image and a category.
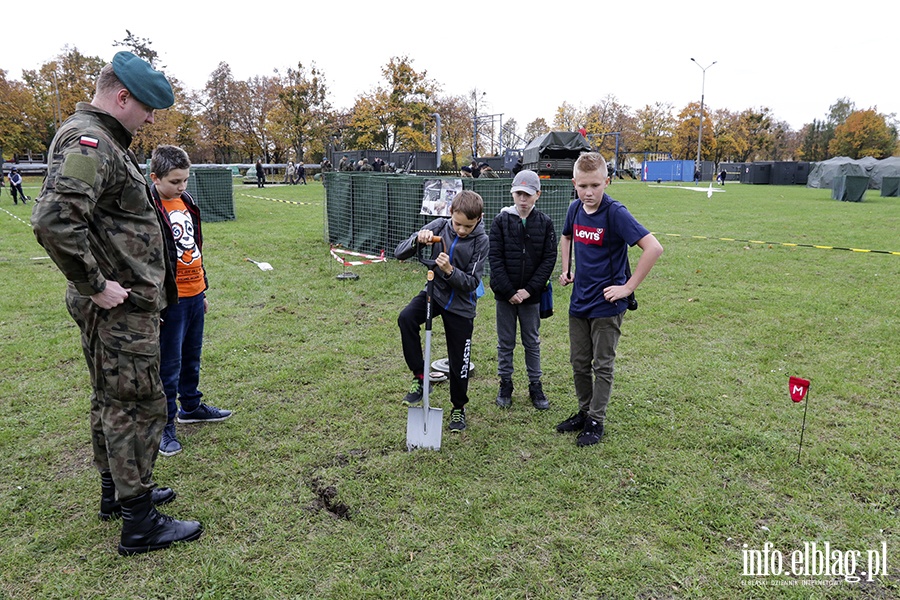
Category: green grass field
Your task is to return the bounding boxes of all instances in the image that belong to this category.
[1,177,898,599]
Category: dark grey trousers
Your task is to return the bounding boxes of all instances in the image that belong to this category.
[495,300,542,382]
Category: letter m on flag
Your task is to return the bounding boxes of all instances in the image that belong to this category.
[789,376,810,403]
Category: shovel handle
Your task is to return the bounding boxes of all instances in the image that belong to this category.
[416,236,445,268]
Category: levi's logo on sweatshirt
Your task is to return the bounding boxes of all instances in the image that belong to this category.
[573,224,605,246]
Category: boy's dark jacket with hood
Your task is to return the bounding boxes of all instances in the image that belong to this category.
[488,205,557,304]
[150,183,209,306]
[395,217,489,319]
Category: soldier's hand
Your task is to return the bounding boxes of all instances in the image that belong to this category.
[91,281,130,309]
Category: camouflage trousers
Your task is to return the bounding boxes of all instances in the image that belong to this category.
[65,284,166,501]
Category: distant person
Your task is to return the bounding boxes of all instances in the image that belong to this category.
[284,161,296,184]
[149,144,233,457]
[255,160,265,188]
[557,152,663,447]
[338,155,351,171]
[319,160,332,189]
[295,163,307,184]
[31,51,202,555]
[460,165,473,178]
[511,156,524,176]
[489,170,557,410]
[717,169,727,186]
[479,163,499,178]
[395,190,489,433]
[372,157,384,172]
[693,167,700,184]
[470,160,482,178]
[360,158,374,171]
[9,167,26,204]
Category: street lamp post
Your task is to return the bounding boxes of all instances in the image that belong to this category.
[472,89,486,158]
[691,58,716,173]
[432,113,442,169]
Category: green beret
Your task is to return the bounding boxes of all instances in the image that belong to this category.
[112,51,174,110]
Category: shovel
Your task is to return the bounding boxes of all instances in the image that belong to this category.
[406,239,445,451]
[245,257,274,271]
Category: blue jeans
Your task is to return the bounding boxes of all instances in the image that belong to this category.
[160,293,205,422]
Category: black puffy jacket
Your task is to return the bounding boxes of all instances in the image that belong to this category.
[488,206,557,304]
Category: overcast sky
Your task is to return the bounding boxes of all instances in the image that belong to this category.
[6,1,899,133]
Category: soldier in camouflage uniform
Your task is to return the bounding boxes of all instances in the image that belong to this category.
[31,52,203,556]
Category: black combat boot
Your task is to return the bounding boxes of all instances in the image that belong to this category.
[496,379,513,408]
[117,491,203,556]
[99,472,176,521]
[528,381,550,410]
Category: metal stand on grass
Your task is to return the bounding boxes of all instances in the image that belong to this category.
[336,267,359,281]
[330,246,385,281]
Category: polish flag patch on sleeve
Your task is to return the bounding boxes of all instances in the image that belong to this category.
[79,136,99,148]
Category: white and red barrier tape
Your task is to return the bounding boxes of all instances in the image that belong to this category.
[330,246,386,266]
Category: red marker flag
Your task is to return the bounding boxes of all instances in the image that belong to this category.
[789,377,810,403]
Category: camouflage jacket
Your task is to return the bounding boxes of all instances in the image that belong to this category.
[31,102,177,312]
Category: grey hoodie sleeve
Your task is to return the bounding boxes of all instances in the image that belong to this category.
[394,233,419,261]
[442,229,489,293]
[394,219,446,261]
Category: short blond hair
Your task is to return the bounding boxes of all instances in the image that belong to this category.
[573,152,609,179]
[95,63,125,98]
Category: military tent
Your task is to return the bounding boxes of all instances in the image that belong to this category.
[868,157,900,190]
[806,157,866,189]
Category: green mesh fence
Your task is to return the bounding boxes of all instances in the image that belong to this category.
[324,172,576,267]
[187,168,235,222]
[146,167,236,222]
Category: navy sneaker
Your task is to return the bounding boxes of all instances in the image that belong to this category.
[556,411,587,433]
[176,403,233,424]
[403,379,423,406]
[576,419,604,447]
[159,423,182,456]
[448,408,466,432]
[496,379,513,408]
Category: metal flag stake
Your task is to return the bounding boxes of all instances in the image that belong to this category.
[789,376,811,463]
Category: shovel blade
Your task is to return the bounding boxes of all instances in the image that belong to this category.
[406,406,443,451]
[257,262,274,271]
